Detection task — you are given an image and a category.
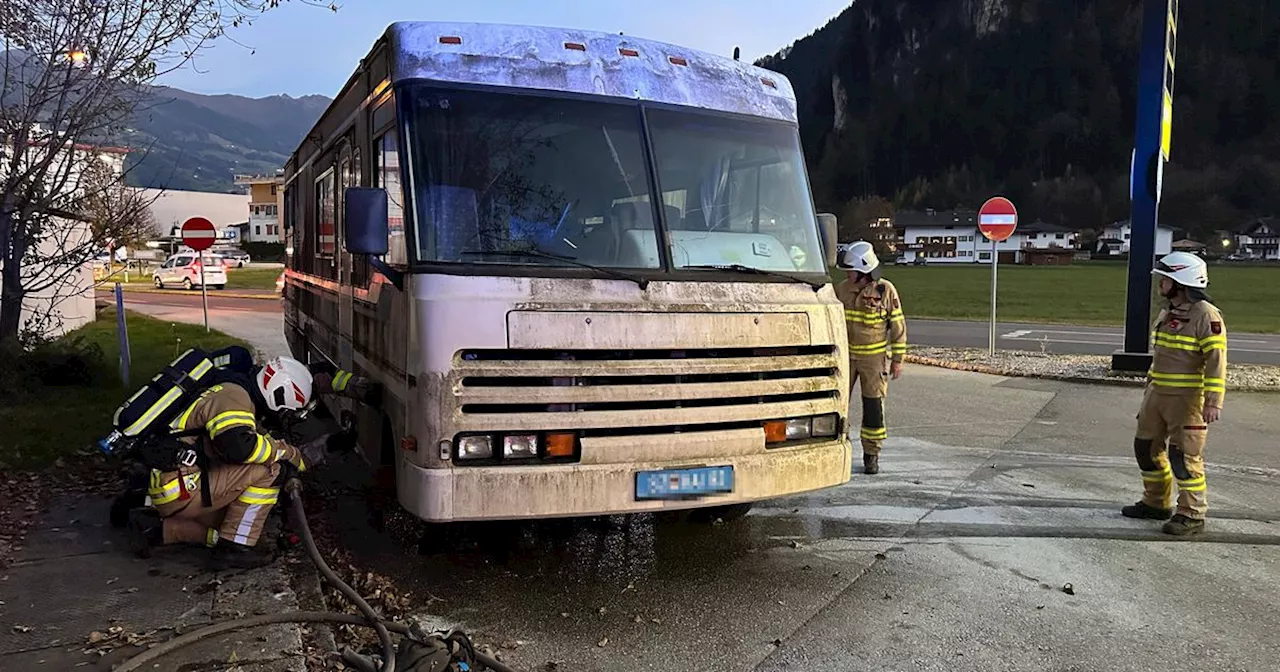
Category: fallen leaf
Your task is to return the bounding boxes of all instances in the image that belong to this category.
[559,612,570,618]
[788,540,800,549]
[1037,605,1046,610]
[650,618,662,625]
[633,615,643,624]
[12,625,32,633]
[622,582,634,593]
[875,552,887,560]
[88,631,104,643]
[597,606,607,616]
[1021,483,1036,489]
[597,637,609,647]
[771,638,783,647]
[1061,583,1075,596]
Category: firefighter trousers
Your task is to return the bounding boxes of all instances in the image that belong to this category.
[1134,388,1208,519]
[152,462,283,548]
[851,355,890,456]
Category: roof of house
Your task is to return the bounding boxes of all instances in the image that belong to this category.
[1237,217,1277,235]
[1019,220,1073,234]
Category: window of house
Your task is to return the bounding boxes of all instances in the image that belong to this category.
[1056,233,1064,239]
[255,225,261,235]
[945,250,955,258]
[979,252,991,261]
[270,185,278,196]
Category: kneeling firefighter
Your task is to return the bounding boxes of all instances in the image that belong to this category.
[105,347,377,569]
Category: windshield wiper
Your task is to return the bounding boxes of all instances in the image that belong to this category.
[683,264,823,292]
[461,248,650,290]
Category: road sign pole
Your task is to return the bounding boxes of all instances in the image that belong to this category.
[200,251,210,332]
[989,237,998,357]
[114,282,131,386]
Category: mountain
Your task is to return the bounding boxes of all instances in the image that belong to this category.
[758,0,1280,239]
[125,87,331,193]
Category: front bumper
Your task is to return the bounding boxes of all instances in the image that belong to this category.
[397,428,852,522]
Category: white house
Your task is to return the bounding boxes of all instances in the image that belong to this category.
[1235,218,1278,260]
[894,210,1079,265]
[1099,221,1174,256]
[0,129,129,339]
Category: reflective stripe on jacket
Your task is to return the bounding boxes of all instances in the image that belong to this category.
[835,277,908,361]
[1148,299,1227,408]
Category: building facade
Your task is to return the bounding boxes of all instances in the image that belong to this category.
[234,173,285,243]
[1099,221,1174,256]
[894,210,1079,265]
[0,130,129,338]
[1235,218,1278,260]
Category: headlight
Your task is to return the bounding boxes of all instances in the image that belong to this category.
[456,435,493,460]
[784,417,812,440]
[503,434,538,459]
[811,413,839,438]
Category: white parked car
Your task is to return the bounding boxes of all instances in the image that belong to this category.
[152,252,227,290]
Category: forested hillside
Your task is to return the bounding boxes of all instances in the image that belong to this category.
[758,0,1280,239]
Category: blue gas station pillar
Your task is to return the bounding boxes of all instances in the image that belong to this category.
[1112,0,1178,373]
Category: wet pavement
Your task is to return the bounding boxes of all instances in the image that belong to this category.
[313,366,1280,672]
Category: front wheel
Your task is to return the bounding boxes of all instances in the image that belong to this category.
[153,276,163,289]
[182,278,193,290]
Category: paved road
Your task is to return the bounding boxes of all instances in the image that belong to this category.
[310,367,1280,672]
[912,318,1280,365]
[102,289,288,356]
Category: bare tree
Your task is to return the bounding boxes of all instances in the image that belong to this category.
[0,0,335,342]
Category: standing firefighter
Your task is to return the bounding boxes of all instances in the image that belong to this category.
[1123,252,1226,536]
[835,241,907,475]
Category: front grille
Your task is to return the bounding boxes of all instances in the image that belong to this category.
[451,345,842,431]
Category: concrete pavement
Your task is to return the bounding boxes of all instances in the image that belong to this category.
[911,318,1280,365]
[322,365,1280,672]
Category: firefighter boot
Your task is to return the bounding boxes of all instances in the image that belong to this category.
[1121,501,1174,520]
[125,508,163,558]
[863,454,880,475]
[207,539,277,571]
[1162,514,1205,536]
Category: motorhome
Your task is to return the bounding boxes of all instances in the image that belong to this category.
[281,22,852,523]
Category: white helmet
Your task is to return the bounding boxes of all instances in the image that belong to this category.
[837,241,881,279]
[1152,252,1208,289]
[256,356,314,412]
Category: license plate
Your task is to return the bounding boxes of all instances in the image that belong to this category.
[635,466,734,500]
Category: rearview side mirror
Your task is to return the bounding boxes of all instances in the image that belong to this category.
[816,213,838,268]
[343,187,389,256]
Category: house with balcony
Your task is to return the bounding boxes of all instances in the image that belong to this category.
[1235,217,1278,260]
[233,173,285,243]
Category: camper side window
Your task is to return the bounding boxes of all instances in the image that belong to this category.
[374,130,408,266]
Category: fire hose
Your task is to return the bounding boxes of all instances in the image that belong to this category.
[114,478,517,672]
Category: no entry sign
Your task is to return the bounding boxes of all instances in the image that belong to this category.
[978,197,1018,242]
[181,217,217,251]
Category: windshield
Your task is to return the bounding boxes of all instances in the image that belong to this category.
[401,84,824,276]
[401,86,658,269]
[645,108,825,274]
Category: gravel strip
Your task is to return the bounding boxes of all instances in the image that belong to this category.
[905,347,1280,392]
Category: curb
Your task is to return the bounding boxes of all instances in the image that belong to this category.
[903,354,1280,393]
[96,286,279,300]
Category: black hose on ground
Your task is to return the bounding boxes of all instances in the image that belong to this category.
[113,479,517,672]
[283,477,398,672]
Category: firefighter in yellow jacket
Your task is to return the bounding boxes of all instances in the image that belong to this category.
[1122,252,1226,536]
[835,241,907,475]
[126,356,370,568]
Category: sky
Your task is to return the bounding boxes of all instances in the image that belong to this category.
[156,0,852,98]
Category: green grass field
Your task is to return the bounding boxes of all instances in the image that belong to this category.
[0,309,246,468]
[858,263,1280,333]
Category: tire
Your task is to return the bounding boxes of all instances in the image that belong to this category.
[182,278,193,290]
[153,276,163,289]
[212,284,225,290]
[693,503,754,523]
